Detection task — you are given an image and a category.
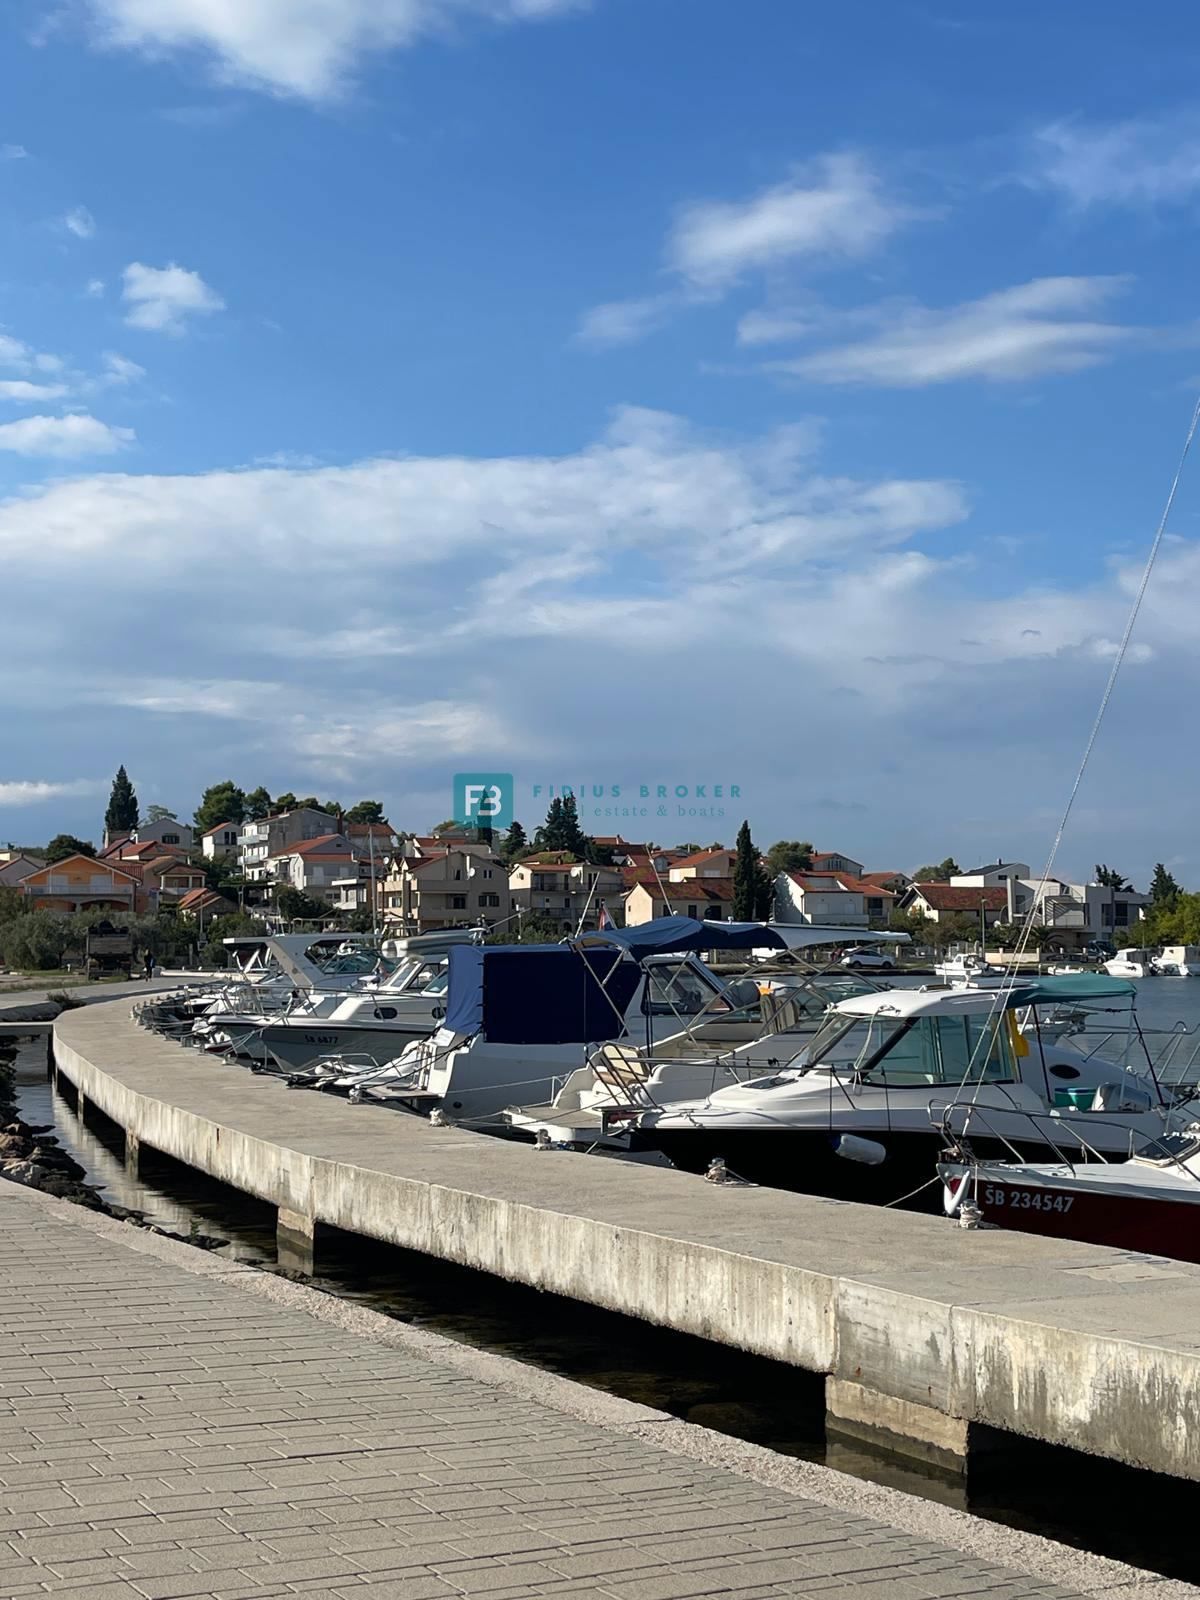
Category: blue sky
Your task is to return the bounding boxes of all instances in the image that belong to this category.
[3,0,1200,881]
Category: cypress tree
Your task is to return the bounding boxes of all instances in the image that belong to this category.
[105,765,139,834]
[732,819,760,921]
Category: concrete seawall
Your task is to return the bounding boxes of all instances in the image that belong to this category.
[52,997,1200,1481]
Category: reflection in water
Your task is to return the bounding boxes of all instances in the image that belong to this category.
[11,1035,1200,1581]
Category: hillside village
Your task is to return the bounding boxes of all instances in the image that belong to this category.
[0,767,1166,970]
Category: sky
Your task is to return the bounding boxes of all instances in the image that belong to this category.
[2,0,1200,883]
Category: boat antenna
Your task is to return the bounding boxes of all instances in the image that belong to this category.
[956,394,1200,1108]
[1005,394,1200,977]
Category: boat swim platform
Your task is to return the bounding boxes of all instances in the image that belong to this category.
[53,998,1200,1484]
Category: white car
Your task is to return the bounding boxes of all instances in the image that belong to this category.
[840,947,896,971]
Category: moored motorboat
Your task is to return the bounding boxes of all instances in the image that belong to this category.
[631,975,1173,1207]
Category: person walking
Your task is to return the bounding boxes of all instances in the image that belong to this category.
[143,949,155,983]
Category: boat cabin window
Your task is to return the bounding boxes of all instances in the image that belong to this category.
[803,1011,1015,1084]
[641,961,726,1017]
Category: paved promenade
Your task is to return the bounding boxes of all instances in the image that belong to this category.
[0,1177,1139,1600]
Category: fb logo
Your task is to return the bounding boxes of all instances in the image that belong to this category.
[453,772,513,832]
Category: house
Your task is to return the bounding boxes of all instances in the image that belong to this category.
[331,859,386,920]
[383,849,513,934]
[132,817,194,851]
[101,838,186,865]
[951,860,1032,888]
[508,854,625,934]
[623,878,735,925]
[269,834,360,898]
[774,871,870,928]
[239,807,340,890]
[809,851,865,876]
[667,848,738,882]
[177,887,238,921]
[201,822,242,860]
[345,822,400,861]
[142,855,207,905]
[18,854,140,914]
[897,883,1009,929]
[862,869,912,895]
[0,853,44,888]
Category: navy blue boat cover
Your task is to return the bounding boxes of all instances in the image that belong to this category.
[581,916,791,963]
[444,944,642,1043]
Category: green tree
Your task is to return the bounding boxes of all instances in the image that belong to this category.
[244,786,273,820]
[0,886,25,924]
[535,797,567,852]
[0,909,68,970]
[202,910,267,968]
[500,821,529,864]
[560,795,589,858]
[145,804,177,823]
[487,911,564,945]
[274,792,298,812]
[194,782,246,833]
[276,886,333,922]
[1094,864,1132,891]
[104,765,139,835]
[1151,863,1181,909]
[765,840,814,876]
[913,858,961,883]
[733,820,771,921]
[345,800,386,824]
[45,834,95,864]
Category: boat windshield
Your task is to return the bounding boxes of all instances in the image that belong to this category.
[642,960,727,1017]
[800,1010,1016,1084]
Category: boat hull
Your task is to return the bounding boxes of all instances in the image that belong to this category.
[633,1125,1131,1211]
[261,1020,430,1071]
[944,1166,1200,1262]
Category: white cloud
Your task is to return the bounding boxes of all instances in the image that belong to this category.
[669,154,922,289]
[1032,113,1200,209]
[85,278,106,298]
[84,0,589,101]
[98,352,147,387]
[766,276,1140,386]
[122,260,225,334]
[577,153,926,347]
[0,380,69,402]
[64,205,96,239]
[0,143,28,161]
[0,413,134,457]
[0,779,102,806]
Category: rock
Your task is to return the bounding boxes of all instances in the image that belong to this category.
[0,1160,45,1187]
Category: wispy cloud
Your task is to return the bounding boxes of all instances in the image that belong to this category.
[64,205,97,239]
[122,261,225,334]
[85,278,105,298]
[84,0,590,101]
[0,779,103,806]
[0,143,28,161]
[0,413,134,457]
[577,153,928,348]
[0,380,69,402]
[1031,112,1200,209]
[760,276,1142,387]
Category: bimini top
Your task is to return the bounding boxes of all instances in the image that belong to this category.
[832,972,1136,1021]
[444,944,641,1044]
[582,916,909,964]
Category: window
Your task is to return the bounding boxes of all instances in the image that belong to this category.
[686,904,698,919]
[454,868,463,880]
[162,833,180,845]
[479,892,500,907]
[704,905,723,920]
[481,868,493,879]
[450,895,467,910]
[1115,902,1130,926]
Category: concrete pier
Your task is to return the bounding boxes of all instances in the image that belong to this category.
[52,998,1200,1484]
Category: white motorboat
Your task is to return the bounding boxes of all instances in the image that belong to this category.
[1152,945,1200,976]
[256,954,450,1070]
[631,975,1172,1206]
[934,952,1003,985]
[502,970,884,1150]
[1104,947,1154,978]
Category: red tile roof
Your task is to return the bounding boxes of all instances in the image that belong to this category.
[909,883,1008,912]
[861,870,908,887]
[633,877,735,903]
[21,854,141,885]
[670,848,732,869]
[202,821,237,837]
[787,870,895,899]
[270,834,354,859]
[178,887,234,912]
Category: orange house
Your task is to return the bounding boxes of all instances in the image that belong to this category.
[19,853,140,915]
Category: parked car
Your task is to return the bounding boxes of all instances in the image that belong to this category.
[840,947,896,971]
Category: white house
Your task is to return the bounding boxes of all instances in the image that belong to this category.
[269,833,360,897]
[239,807,339,888]
[201,822,242,860]
[774,870,890,928]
